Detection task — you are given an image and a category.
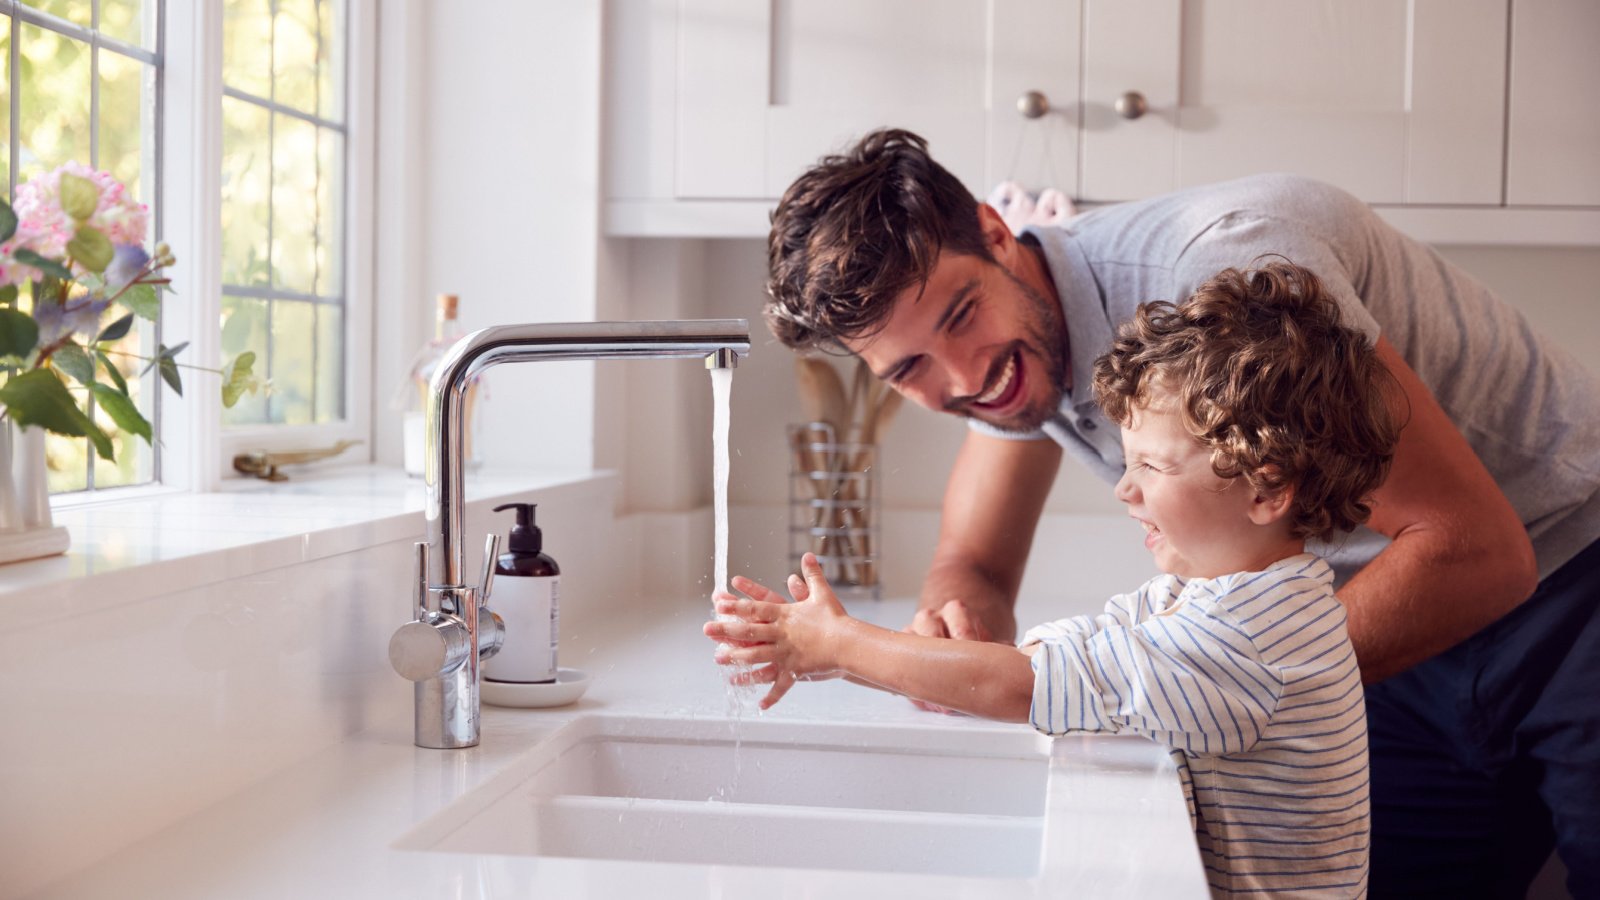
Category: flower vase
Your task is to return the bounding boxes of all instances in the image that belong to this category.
[0,422,70,564]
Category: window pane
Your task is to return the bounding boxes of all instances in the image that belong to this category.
[91,325,155,488]
[315,303,342,421]
[46,421,89,493]
[100,0,157,50]
[28,0,91,29]
[222,0,272,98]
[221,96,270,287]
[274,0,317,114]
[18,23,91,184]
[221,296,269,425]
[271,113,317,293]
[97,50,155,208]
[318,0,345,122]
[315,127,342,296]
[1,24,10,183]
[270,299,315,424]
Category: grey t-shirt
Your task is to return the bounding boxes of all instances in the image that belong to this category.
[972,173,1600,581]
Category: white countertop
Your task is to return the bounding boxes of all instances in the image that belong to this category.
[28,594,1208,899]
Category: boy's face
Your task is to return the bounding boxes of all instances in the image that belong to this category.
[1114,404,1290,579]
[843,207,1069,434]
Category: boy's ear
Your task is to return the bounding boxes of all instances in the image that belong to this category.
[1247,472,1295,527]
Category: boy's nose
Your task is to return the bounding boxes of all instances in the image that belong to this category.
[1114,470,1137,503]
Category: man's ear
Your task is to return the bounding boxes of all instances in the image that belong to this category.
[1248,480,1296,527]
[975,201,1017,260]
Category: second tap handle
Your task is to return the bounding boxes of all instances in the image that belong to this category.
[480,533,501,605]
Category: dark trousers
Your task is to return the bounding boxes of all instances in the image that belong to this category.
[1367,537,1600,899]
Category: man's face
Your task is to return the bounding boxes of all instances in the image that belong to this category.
[844,221,1069,433]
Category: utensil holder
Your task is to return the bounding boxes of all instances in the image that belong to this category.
[788,422,880,601]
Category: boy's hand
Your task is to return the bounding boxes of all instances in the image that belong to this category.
[703,552,851,709]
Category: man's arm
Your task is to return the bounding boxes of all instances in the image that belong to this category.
[913,431,1063,643]
[1341,337,1539,682]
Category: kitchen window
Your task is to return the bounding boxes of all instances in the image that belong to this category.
[3,0,162,493]
[1,0,374,497]
[215,0,371,470]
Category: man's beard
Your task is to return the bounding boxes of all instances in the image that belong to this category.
[958,267,1069,434]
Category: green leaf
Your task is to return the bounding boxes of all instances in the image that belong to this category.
[67,225,113,273]
[0,368,114,460]
[0,284,17,308]
[14,249,73,280]
[59,172,101,221]
[90,383,152,445]
[0,308,39,358]
[120,283,160,320]
[96,311,135,343]
[0,198,15,244]
[221,350,257,408]
[159,354,182,396]
[52,343,96,386]
[95,350,129,395]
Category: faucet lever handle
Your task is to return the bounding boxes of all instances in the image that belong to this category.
[413,541,433,616]
[480,533,500,604]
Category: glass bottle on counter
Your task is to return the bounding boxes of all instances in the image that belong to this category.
[396,293,483,477]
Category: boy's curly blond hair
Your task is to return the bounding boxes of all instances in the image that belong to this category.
[1091,261,1401,541]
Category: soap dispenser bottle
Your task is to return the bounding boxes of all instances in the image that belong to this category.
[483,502,561,684]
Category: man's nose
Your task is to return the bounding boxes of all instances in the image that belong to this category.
[946,355,989,401]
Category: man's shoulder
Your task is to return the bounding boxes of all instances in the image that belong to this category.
[1068,173,1368,254]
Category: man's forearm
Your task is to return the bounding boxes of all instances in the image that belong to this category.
[1340,526,1537,683]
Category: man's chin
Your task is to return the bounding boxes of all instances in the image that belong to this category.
[966,403,1053,434]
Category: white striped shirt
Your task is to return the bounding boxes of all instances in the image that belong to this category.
[1024,553,1368,898]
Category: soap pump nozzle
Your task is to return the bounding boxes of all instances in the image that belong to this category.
[493,502,542,554]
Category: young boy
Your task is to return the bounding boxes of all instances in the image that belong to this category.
[706,261,1398,898]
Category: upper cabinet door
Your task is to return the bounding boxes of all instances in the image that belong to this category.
[1080,0,1508,204]
[675,0,1080,201]
[1506,0,1600,205]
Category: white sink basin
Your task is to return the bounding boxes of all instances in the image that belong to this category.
[395,714,1051,878]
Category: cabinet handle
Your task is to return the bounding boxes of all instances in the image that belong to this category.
[1115,90,1148,120]
[1016,90,1050,119]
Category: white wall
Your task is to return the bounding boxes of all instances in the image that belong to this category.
[381,1,606,473]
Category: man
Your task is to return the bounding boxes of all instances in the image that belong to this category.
[764,129,1600,899]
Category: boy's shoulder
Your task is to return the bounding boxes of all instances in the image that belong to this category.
[1184,554,1340,633]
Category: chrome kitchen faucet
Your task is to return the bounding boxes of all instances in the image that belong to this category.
[389,320,750,749]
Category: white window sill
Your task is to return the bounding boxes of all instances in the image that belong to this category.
[8,464,612,612]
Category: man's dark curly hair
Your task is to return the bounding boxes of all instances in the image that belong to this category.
[1092,262,1401,541]
[765,128,991,353]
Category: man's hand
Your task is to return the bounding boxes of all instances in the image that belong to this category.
[907,599,994,642]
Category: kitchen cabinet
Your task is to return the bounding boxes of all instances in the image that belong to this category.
[603,0,1600,243]
[605,0,1079,211]
[1506,0,1600,206]
[1081,0,1506,205]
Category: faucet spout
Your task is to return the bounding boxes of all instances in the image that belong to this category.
[392,319,750,749]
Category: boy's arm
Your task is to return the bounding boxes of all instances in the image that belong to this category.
[708,554,1035,720]
[832,621,1036,722]
[1028,596,1281,754]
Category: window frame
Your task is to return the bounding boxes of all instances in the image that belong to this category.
[161,0,374,492]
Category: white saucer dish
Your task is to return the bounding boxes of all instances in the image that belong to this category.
[482,668,592,709]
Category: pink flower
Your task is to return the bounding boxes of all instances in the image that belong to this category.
[0,221,46,288]
[12,162,150,263]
